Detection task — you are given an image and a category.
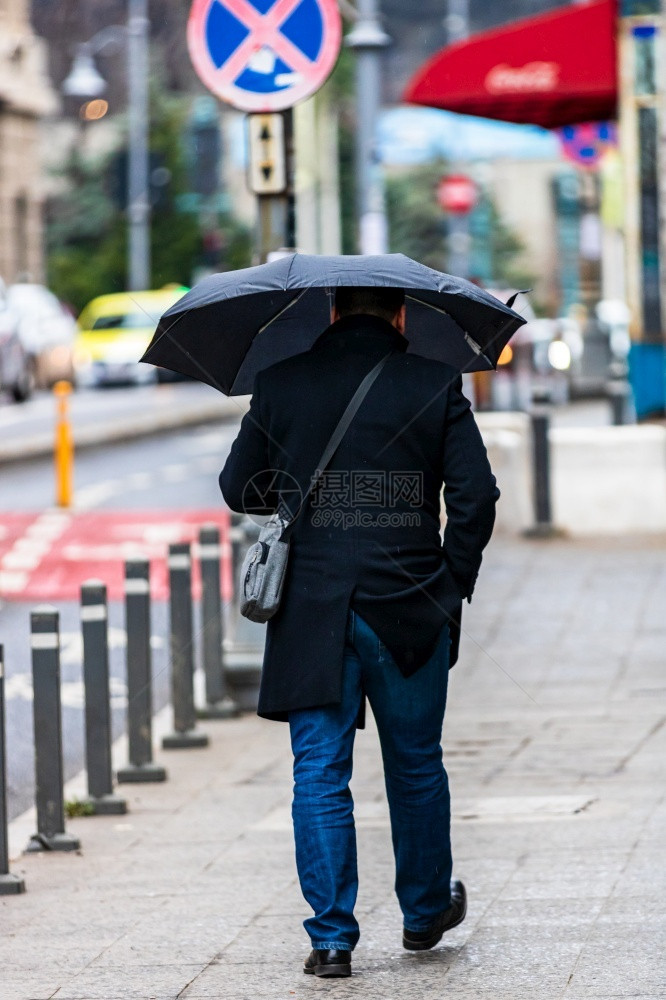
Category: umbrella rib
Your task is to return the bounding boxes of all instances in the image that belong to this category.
[228,287,310,395]
[405,293,455,317]
[375,306,521,458]
[406,294,494,369]
[257,288,308,336]
[159,319,232,395]
[463,332,494,369]
[285,251,298,285]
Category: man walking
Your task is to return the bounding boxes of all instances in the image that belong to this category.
[219,286,499,978]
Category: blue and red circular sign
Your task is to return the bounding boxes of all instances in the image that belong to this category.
[188,0,342,113]
[557,122,617,169]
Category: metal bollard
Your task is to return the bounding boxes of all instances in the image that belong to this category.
[162,544,209,749]
[26,607,80,852]
[607,361,631,426]
[117,558,167,783]
[0,645,26,893]
[80,582,127,814]
[197,525,238,720]
[54,380,74,508]
[525,387,559,539]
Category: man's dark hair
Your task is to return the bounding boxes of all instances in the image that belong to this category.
[334,286,405,323]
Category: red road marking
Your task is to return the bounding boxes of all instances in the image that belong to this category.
[0,511,233,603]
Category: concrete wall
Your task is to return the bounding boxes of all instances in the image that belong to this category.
[475,413,666,536]
[551,425,666,535]
[476,412,532,534]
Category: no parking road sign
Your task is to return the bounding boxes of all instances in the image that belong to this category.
[188,0,342,113]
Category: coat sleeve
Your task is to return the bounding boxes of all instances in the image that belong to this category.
[219,373,279,515]
[441,375,500,601]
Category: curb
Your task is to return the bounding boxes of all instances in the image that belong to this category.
[0,398,250,466]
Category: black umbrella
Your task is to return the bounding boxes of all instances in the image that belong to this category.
[141,253,526,395]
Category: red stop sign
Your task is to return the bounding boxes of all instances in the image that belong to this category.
[437,174,478,215]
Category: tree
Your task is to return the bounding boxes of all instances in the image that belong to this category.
[485,201,535,291]
[386,162,448,270]
[46,87,251,314]
[385,162,535,290]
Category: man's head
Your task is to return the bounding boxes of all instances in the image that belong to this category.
[331,286,406,335]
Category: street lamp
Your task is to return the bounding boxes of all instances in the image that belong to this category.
[62,0,150,292]
[62,52,107,99]
[346,0,391,255]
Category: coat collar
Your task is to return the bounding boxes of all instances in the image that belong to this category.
[311,314,409,355]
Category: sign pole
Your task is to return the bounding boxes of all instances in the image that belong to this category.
[437,174,478,279]
[445,0,471,278]
[248,110,292,262]
[127,0,151,291]
[347,0,391,255]
[187,0,342,261]
[285,108,297,250]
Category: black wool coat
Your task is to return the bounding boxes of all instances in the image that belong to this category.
[219,314,499,722]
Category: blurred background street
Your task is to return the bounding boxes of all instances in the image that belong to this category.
[1,0,665,996]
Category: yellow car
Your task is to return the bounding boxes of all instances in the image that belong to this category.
[74,286,188,387]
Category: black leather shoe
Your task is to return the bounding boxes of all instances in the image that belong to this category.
[303,949,352,977]
[402,879,467,951]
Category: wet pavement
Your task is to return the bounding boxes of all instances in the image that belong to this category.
[2,534,665,999]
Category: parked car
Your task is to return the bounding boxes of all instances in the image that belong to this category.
[7,283,76,388]
[74,286,188,388]
[0,278,33,402]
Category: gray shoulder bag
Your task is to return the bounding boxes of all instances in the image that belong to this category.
[239,352,393,623]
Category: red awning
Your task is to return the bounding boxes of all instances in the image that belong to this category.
[404,0,617,129]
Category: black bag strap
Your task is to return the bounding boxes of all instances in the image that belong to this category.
[281,351,394,540]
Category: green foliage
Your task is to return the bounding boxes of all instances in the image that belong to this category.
[147,93,202,290]
[485,201,535,290]
[65,798,95,818]
[220,217,254,271]
[386,163,447,271]
[46,149,123,309]
[385,162,535,289]
[321,47,357,254]
[46,87,251,315]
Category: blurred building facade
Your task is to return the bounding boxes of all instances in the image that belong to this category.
[0,0,56,283]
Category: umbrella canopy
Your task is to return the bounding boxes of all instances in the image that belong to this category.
[403,0,617,130]
[141,253,526,395]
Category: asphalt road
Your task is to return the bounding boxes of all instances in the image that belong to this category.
[0,381,246,463]
[0,416,246,823]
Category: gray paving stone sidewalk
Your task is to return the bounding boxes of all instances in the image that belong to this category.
[2,536,665,999]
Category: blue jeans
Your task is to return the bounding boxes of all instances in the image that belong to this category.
[288,609,452,951]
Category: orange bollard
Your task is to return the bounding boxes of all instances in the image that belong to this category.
[54,381,74,508]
